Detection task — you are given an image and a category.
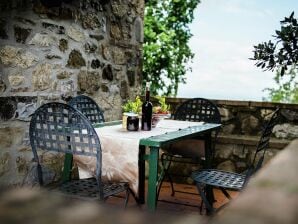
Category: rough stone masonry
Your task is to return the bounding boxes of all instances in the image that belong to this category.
[0,0,144,186]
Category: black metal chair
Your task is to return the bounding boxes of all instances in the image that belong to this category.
[158,98,221,198]
[191,108,280,214]
[29,102,132,206]
[69,95,105,124]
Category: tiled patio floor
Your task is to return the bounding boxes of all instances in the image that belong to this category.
[106,181,238,215]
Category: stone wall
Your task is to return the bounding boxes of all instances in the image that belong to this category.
[163,98,298,138]
[160,98,297,183]
[0,0,144,186]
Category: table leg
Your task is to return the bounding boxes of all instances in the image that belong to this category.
[147,146,159,211]
[204,133,212,168]
[204,133,215,214]
[138,145,146,204]
[62,153,73,182]
[62,135,73,182]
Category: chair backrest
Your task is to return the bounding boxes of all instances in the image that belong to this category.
[247,108,280,178]
[29,102,102,185]
[68,95,105,124]
[174,98,221,124]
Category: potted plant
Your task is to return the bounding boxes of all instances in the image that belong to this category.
[152,96,171,127]
[122,96,142,130]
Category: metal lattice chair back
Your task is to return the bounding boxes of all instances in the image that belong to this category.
[29,103,102,194]
[173,98,221,154]
[250,108,280,175]
[174,98,221,124]
[69,95,105,124]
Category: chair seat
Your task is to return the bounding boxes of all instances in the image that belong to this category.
[163,139,205,158]
[59,178,129,199]
[191,169,246,190]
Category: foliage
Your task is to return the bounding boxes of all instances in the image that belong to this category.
[263,68,298,103]
[251,12,298,76]
[143,0,200,96]
[251,12,298,103]
[122,96,143,114]
[153,96,171,114]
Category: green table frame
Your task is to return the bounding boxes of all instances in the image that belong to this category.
[138,123,221,211]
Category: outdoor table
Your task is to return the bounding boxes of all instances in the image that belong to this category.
[62,119,221,211]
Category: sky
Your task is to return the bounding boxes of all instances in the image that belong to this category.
[177,0,298,101]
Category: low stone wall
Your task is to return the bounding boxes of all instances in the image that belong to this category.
[214,134,289,173]
[212,139,298,224]
[163,97,298,138]
[0,187,207,224]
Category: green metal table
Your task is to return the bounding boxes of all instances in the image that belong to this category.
[62,121,221,211]
[138,123,221,211]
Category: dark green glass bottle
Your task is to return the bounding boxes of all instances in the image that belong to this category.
[141,82,153,131]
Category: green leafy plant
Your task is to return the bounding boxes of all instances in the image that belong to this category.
[143,0,200,96]
[251,12,298,77]
[122,96,143,114]
[263,68,298,103]
[153,96,170,114]
[251,12,298,103]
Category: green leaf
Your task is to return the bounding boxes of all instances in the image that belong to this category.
[122,96,143,113]
[143,0,200,96]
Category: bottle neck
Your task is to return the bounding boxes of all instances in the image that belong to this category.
[145,90,150,102]
[145,82,150,102]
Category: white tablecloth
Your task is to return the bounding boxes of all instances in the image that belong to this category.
[74,120,204,193]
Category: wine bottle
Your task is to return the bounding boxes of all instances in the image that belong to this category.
[141,82,153,131]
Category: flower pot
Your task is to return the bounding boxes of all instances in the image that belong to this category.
[152,113,171,128]
[122,113,128,129]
